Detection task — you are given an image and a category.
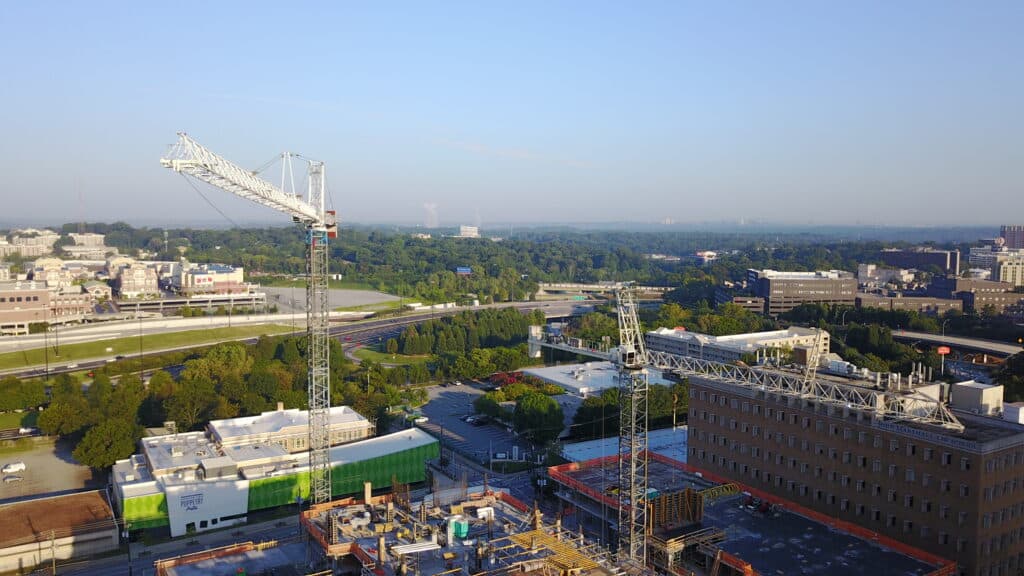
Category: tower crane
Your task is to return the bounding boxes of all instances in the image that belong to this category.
[612,284,648,564]
[161,133,338,505]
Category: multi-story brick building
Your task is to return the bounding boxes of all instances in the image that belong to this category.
[746,269,856,315]
[880,248,960,275]
[687,372,1024,576]
[1001,225,1024,250]
[856,293,963,316]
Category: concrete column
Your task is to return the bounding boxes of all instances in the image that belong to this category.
[364,481,373,503]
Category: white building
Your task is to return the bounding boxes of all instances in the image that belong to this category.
[116,262,159,298]
[646,326,829,364]
[457,225,480,238]
[208,405,374,453]
[857,264,914,287]
[170,261,250,296]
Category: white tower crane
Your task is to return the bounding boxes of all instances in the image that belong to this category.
[161,133,338,505]
[612,284,648,564]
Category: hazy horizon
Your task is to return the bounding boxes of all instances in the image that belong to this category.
[2,2,1021,226]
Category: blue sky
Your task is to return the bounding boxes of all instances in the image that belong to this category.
[1,1,1021,227]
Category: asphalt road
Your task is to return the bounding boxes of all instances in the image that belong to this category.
[262,286,399,313]
[2,299,588,379]
[417,384,538,466]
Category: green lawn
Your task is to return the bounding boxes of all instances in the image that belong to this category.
[0,324,293,371]
[0,411,38,430]
[0,437,49,456]
[333,300,404,313]
[263,278,379,291]
[352,347,431,366]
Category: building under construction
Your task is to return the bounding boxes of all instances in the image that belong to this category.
[549,452,957,576]
[158,474,645,576]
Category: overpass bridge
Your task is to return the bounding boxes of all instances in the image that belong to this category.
[891,329,1022,358]
[537,282,670,295]
[528,330,965,432]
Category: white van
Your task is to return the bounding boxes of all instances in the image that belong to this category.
[1,462,26,474]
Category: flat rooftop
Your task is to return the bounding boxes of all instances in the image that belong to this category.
[703,495,936,575]
[524,362,674,396]
[648,326,821,352]
[140,431,221,474]
[561,427,688,464]
[209,405,369,441]
[0,490,114,545]
[553,457,943,575]
[163,541,306,576]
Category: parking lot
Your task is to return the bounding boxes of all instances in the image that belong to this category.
[0,437,102,505]
[417,384,537,465]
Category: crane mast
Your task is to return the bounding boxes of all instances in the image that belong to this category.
[614,284,648,564]
[161,133,336,506]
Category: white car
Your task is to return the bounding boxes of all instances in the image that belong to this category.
[1,462,26,474]
[3,475,22,484]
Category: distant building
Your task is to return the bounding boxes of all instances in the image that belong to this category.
[695,251,717,265]
[0,263,9,282]
[83,280,112,300]
[115,263,159,299]
[746,269,856,315]
[0,281,92,334]
[647,326,829,364]
[991,254,1024,287]
[855,293,963,316]
[455,266,472,276]
[879,248,960,275]
[927,276,1012,299]
[857,264,914,287]
[170,261,249,296]
[1001,225,1024,250]
[410,233,432,239]
[64,232,117,259]
[457,225,480,238]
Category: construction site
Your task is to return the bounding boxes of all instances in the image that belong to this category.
[549,452,956,576]
[154,475,638,576]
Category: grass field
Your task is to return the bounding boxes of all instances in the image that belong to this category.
[0,436,49,456]
[263,278,379,291]
[334,300,404,313]
[353,347,431,366]
[0,411,38,430]
[0,324,293,371]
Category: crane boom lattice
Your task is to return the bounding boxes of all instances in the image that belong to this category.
[161,133,335,506]
[615,285,648,564]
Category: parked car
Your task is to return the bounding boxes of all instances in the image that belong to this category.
[3,475,23,484]
[17,427,36,435]
[2,462,26,474]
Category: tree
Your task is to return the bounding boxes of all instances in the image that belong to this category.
[513,392,564,445]
[386,338,399,355]
[164,378,216,430]
[73,420,140,469]
[38,396,92,437]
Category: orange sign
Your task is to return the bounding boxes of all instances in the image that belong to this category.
[937,346,951,355]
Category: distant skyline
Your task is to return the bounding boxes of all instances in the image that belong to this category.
[1,1,1021,226]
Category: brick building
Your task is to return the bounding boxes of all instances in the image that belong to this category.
[1001,226,1024,250]
[856,294,963,316]
[880,248,960,275]
[688,372,1024,576]
[746,269,856,315]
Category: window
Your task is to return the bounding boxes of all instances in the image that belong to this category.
[200,520,208,529]
[942,452,952,466]
[924,448,933,462]
[922,473,931,488]
[890,440,899,452]
[960,485,970,497]
[904,494,914,508]
[906,443,916,456]
[905,468,915,482]
[873,435,882,448]
[889,464,897,478]
[888,489,898,502]
[961,457,972,471]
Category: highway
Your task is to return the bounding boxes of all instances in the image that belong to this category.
[891,329,1023,357]
[0,300,591,379]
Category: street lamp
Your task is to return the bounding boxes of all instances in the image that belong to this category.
[841,310,850,327]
